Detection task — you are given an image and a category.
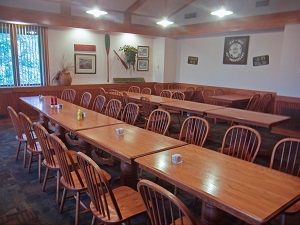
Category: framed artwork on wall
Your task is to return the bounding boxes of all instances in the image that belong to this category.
[137,59,149,71]
[223,36,250,65]
[74,54,96,74]
[137,46,149,58]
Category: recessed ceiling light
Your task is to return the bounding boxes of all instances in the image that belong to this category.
[86,8,107,17]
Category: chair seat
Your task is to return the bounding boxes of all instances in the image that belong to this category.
[285,200,300,214]
[173,216,203,225]
[91,186,145,223]
[60,168,111,191]
[43,150,77,169]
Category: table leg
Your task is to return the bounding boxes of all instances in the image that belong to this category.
[120,161,138,189]
[39,113,49,130]
[54,124,66,143]
[201,201,225,225]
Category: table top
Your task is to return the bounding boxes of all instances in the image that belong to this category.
[135,144,300,225]
[160,100,225,115]
[125,92,177,105]
[20,96,123,132]
[205,107,290,128]
[77,123,186,164]
[209,94,251,104]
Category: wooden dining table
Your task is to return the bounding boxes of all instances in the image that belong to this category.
[205,107,290,129]
[135,144,300,225]
[209,94,251,107]
[76,123,186,188]
[125,91,177,106]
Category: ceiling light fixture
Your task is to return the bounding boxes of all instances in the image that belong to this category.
[156,0,174,28]
[86,8,107,17]
[210,0,233,18]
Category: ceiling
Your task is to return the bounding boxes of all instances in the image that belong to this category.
[0,0,300,37]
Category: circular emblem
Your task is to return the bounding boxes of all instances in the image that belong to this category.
[225,38,246,63]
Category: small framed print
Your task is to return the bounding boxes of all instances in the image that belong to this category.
[137,59,149,71]
[137,46,149,58]
[75,54,96,74]
[223,36,250,65]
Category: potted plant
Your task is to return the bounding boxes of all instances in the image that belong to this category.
[119,45,138,69]
[52,55,73,86]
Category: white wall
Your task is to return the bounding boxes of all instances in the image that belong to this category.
[48,27,154,85]
[175,25,300,97]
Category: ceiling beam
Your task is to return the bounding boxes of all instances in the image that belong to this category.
[0,5,300,38]
[123,0,149,24]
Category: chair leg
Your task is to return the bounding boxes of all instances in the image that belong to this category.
[42,168,49,191]
[56,171,60,204]
[60,188,67,213]
[16,141,21,160]
[174,186,178,196]
[23,148,27,168]
[281,214,286,225]
[38,154,42,183]
[28,152,33,173]
[75,191,80,225]
[91,216,96,225]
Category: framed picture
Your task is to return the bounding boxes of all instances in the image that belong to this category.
[223,36,250,65]
[137,59,149,71]
[137,46,149,58]
[74,54,96,74]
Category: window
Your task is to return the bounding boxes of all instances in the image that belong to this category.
[0,22,48,87]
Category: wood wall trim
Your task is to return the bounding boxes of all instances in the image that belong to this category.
[0,5,299,37]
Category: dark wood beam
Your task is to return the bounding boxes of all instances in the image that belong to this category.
[60,0,71,16]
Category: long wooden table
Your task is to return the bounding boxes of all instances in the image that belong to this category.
[77,123,186,187]
[209,94,251,105]
[135,144,300,225]
[205,107,290,129]
[125,91,177,106]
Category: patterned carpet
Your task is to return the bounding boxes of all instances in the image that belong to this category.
[0,119,299,225]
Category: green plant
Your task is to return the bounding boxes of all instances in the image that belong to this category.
[119,45,138,69]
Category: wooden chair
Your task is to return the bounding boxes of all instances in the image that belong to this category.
[193,87,204,103]
[61,89,76,103]
[141,87,152,95]
[170,91,185,127]
[79,92,92,109]
[246,94,261,111]
[219,125,262,163]
[269,138,300,225]
[154,83,163,96]
[160,90,172,98]
[48,134,111,225]
[202,89,214,104]
[184,87,195,101]
[121,103,139,125]
[122,91,130,107]
[19,112,43,182]
[99,87,106,97]
[137,179,199,225]
[7,106,27,165]
[139,97,155,127]
[255,93,273,113]
[107,89,123,103]
[146,109,171,136]
[76,152,146,225]
[179,116,210,146]
[128,85,140,93]
[168,83,181,89]
[104,99,122,119]
[32,122,77,203]
[92,95,106,113]
[213,88,225,106]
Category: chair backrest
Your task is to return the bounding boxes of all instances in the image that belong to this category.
[121,103,139,125]
[202,89,214,104]
[7,106,24,141]
[19,112,38,152]
[171,91,185,100]
[146,109,171,136]
[193,87,204,103]
[80,92,92,109]
[220,125,262,162]
[107,89,123,103]
[270,138,300,177]
[214,88,224,95]
[122,92,130,107]
[137,179,197,225]
[105,99,122,119]
[246,94,261,111]
[183,87,195,101]
[32,122,57,167]
[92,95,106,113]
[48,134,85,189]
[76,152,123,221]
[168,83,181,90]
[140,97,154,120]
[179,116,210,146]
[154,84,163,96]
[160,90,172,98]
[255,93,273,113]
[61,89,76,103]
[99,87,106,96]
[128,86,140,93]
[141,87,152,95]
